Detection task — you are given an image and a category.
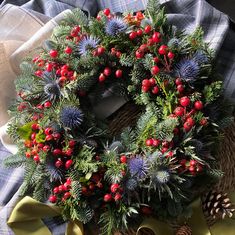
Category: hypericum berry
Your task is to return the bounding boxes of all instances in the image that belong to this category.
[53,133,61,140]
[53,187,59,194]
[153,57,160,63]
[129,31,137,40]
[99,73,106,82]
[44,101,52,108]
[177,84,184,93]
[63,192,71,199]
[103,194,112,202]
[142,79,151,87]
[64,46,72,54]
[49,195,57,203]
[69,140,76,148]
[53,149,62,156]
[55,160,63,168]
[167,51,175,59]
[189,166,195,172]
[145,138,153,146]
[49,49,58,58]
[144,25,152,34]
[65,148,73,156]
[137,29,143,36]
[151,65,160,75]
[186,117,195,126]
[190,159,197,166]
[103,67,112,76]
[135,50,144,59]
[115,69,123,78]
[31,132,36,140]
[142,85,150,92]
[120,155,127,163]
[166,151,174,158]
[103,8,110,16]
[152,86,159,94]
[42,145,50,152]
[200,118,208,126]
[114,193,122,201]
[25,152,31,158]
[110,183,119,193]
[183,122,192,132]
[46,63,53,72]
[35,70,43,77]
[116,51,122,58]
[152,139,160,147]
[149,78,156,86]
[31,123,39,130]
[158,45,168,55]
[175,78,182,85]
[141,206,152,215]
[97,46,105,55]
[45,134,53,141]
[44,127,53,135]
[139,44,148,52]
[180,96,190,107]
[65,159,73,169]
[194,101,203,110]
[33,154,40,162]
[152,32,161,43]
[174,107,184,116]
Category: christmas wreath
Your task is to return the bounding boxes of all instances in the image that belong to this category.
[4,0,234,234]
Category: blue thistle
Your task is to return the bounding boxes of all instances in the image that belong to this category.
[44,81,60,100]
[153,170,170,184]
[126,178,138,191]
[128,155,147,179]
[105,17,127,36]
[175,59,200,82]
[77,36,99,56]
[193,51,208,64]
[60,106,83,129]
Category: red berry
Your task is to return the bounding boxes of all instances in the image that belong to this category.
[69,140,76,148]
[177,84,184,93]
[65,148,73,156]
[147,38,154,46]
[129,31,137,40]
[146,138,153,146]
[186,117,195,126]
[141,206,152,215]
[55,160,63,168]
[152,86,159,94]
[25,152,31,158]
[161,147,168,153]
[81,186,88,195]
[64,46,72,54]
[149,78,156,86]
[31,132,36,140]
[45,134,53,141]
[152,32,161,43]
[183,122,192,132]
[31,123,39,130]
[142,79,151,87]
[49,195,57,203]
[135,50,144,59]
[59,185,66,192]
[144,25,152,34]
[194,101,203,110]
[99,73,106,82]
[66,178,72,185]
[33,154,40,162]
[139,44,148,52]
[97,46,105,55]
[116,51,122,58]
[115,69,123,78]
[53,133,61,140]
[63,192,71,199]
[42,145,50,152]
[46,63,53,72]
[120,155,127,163]
[103,67,112,76]
[103,194,112,202]
[200,118,208,126]
[103,8,110,16]
[114,193,122,201]
[189,166,195,172]
[158,45,168,55]
[151,65,160,75]
[153,57,160,63]
[175,78,182,85]
[35,70,43,77]
[180,159,187,166]
[137,29,143,36]
[53,149,62,156]
[190,160,197,166]
[152,139,160,147]
[49,49,58,58]
[65,159,73,169]
[174,107,184,116]
[44,128,53,135]
[180,96,190,107]
[167,51,175,59]
[166,151,174,158]
[44,101,52,108]
[110,183,119,193]
[53,187,59,194]
[142,85,150,92]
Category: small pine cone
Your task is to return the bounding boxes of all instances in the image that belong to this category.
[202,191,235,220]
[175,225,192,235]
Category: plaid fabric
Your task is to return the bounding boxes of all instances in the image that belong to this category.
[0,0,234,234]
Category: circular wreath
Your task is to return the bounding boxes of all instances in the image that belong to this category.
[5,1,234,234]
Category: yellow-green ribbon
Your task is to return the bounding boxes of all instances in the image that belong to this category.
[7,196,83,235]
[7,194,235,235]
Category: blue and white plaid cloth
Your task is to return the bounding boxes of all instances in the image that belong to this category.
[0,0,234,234]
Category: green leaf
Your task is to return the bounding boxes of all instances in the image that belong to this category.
[17,122,34,140]
[35,129,46,143]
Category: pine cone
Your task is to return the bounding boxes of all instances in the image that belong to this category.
[202,191,235,220]
[175,225,192,235]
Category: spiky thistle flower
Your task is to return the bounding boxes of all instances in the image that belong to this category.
[193,50,208,64]
[44,81,60,100]
[125,178,138,191]
[175,59,200,82]
[60,106,83,129]
[105,17,127,36]
[153,170,170,184]
[128,155,147,179]
[77,35,99,56]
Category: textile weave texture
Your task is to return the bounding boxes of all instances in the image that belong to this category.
[0,0,234,234]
